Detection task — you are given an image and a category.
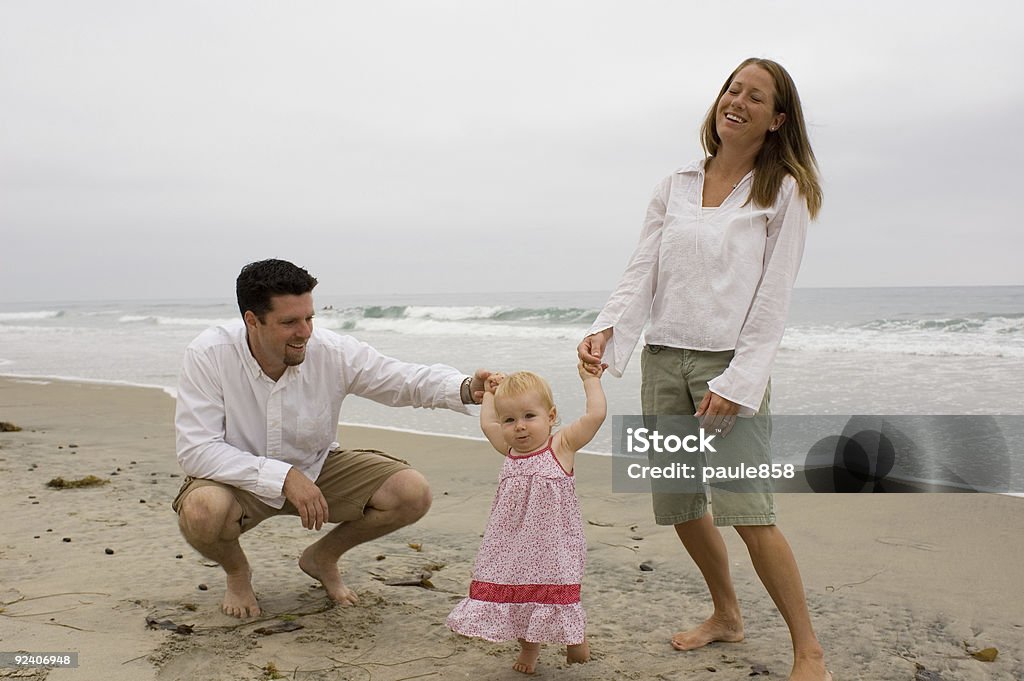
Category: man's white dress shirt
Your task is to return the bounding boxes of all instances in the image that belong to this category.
[175,320,469,508]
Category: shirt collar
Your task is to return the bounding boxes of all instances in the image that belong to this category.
[676,159,707,175]
[237,326,266,381]
[676,158,753,186]
[230,319,308,383]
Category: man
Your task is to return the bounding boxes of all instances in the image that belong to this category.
[173,259,488,618]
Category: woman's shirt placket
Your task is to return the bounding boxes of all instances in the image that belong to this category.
[694,170,709,347]
[693,169,751,348]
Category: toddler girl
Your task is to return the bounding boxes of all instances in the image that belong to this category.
[447,363,606,674]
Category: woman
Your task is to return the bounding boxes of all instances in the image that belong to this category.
[578,58,829,681]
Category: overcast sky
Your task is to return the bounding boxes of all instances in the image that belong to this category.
[2,1,1022,302]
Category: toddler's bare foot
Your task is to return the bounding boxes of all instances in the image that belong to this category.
[670,614,744,650]
[566,637,590,664]
[222,570,260,618]
[299,546,358,605]
[513,639,540,674]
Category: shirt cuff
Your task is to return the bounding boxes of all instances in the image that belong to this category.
[254,457,293,500]
[706,376,761,416]
[445,374,476,414]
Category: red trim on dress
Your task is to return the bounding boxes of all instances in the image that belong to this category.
[549,448,574,476]
[469,580,581,604]
[507,436,574,476]
[507,435,554,460]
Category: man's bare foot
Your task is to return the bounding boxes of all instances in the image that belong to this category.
[299,546,358,605]
[222,570,260,618]
[566,638,590,664]
[670,614,744,650]
[513,640,540,674]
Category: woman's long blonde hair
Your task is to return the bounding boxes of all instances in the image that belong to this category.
[701,58,823,219]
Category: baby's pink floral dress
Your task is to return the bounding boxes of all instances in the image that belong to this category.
[447,436,586,644]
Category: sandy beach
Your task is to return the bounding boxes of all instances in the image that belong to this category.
[1,376,1022,681]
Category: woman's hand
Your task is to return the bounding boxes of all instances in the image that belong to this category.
[695,391,740,438]
[577,329,612,372]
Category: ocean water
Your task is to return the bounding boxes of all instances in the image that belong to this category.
[2,287,1023,477]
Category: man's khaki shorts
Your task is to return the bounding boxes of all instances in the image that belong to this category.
[641,345,775,527]
[172,448,411,533]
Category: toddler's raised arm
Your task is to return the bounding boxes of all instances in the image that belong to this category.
[480,372,508,455]
[557,362,607,455]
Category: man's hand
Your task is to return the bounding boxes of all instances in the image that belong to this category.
[469,368,493,404]
[283,467,329,530]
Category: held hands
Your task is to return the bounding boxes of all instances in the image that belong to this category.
[695,391,740,439]
[577,329,611,374]
[578,360,604,380]
[283,467,329,530]
[468,368,494,404]
[485,372,506,394]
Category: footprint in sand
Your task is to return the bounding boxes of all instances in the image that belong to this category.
[875,536,939,552]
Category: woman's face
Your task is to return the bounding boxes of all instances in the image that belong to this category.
[715,64,786,149]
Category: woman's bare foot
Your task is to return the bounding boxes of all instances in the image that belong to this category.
[566,637,590,664]
[299,546,358,605]
[789,650,830,681]
[222,570,260,618]
[790,667,831,681]
[514,640,540,674]
[671,613,744,650]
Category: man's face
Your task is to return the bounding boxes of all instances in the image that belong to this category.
[244,293,314,380]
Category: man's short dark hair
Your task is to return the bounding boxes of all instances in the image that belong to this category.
[236,259,319,320]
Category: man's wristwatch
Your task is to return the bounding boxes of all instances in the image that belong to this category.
[460,376,474,404]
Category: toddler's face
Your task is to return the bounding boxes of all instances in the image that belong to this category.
[495,390,556,454]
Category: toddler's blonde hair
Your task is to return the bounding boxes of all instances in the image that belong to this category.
[494,371,560,426]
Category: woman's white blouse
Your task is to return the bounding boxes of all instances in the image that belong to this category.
[588,159,809,413]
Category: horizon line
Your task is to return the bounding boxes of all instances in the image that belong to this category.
[4,282,1024,306]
